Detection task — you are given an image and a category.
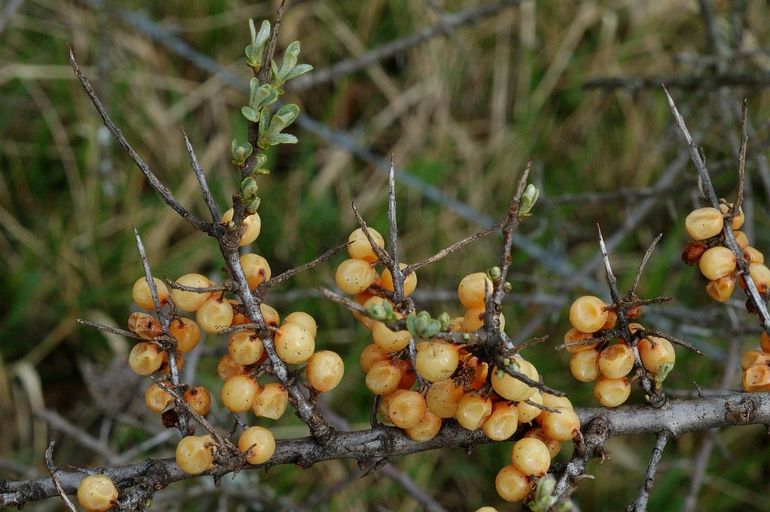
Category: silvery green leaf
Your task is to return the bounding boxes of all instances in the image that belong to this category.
[241,106,259,123]
[267,104,300,135]
[255,20,271,48]
[268,133,298,145]
[284,63,313,82]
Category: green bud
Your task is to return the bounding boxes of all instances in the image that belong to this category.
[503,281,513,293]
[438,312,451,331]
[368,301,394,321]
[519,183,540,218]
[246,197,261,214]
[488,266,501,280]
[462,333,470,341]
[241,177,258,199]
[231,139,253,165]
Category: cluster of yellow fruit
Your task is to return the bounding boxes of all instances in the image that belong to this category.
[565,296,675,407]
[124,208,344,476]
[740,332,770,392]
[683,205,770,302]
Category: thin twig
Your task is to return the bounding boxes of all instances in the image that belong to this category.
[183,131,221,223]
[44,442,77,512]
[630,234,663,296]
[404,224,500,274]
[76,318,144,341]
[733,98,748,215]
[386,159,405,302]
[351,202,392,265]
[627,432,669,512]
[259,242,348,292]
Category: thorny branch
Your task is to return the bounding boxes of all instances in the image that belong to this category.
[626,432,669,512]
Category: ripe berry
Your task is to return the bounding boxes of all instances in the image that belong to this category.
[217,354,246,381]
[221,374,259,412]
[540,407,580,442]
[169,317,201,353]
[387,389,427,429]
[455,392,493,431]
[274,323,315,364]
[457,272,493,309]
[260,303,281,326]
[720,203,745,230]
[359,343,389,373]
[462,308,506,332]
[175,435,214,475]
[284,311,318,337]
[742,263,770,294]
[524,427,562,458]
[128,312,162,339]
[196,297,234,333]
[740,350,770,371]
[743,365,770,392]
[354,295,393,329]
[228,330,264,365]
[395,359,417,389]
[132,277,169,310]
[144,381,173,413]
[365,360,401,395]
[490,359,537,402]
[511,437,551,476]
[306,350,345,392]
[426,379,465,418]
[638,337,675,374]
[405,410,442,442]
[183,386,212,416]
[570,349,599,382]
[170,273,212,312]
[372,321,411,352]
[252,383,289,420]
[569,296,609,333]
[240,253,271,289]
[563,327,596,353]
[745,246,765,264]
[128,342,164,376]
[699,246,736,281]
[598,343,634,379]
[734,230,750,249]
[593,376,631,407]
[415,341,460,382]
[475,508,498,512]
[221,208,261,246]
[348,227,385,263]
[516,390,543,424]
[706,275,736,302]
[238,426,276,465]
[482,402,519,441]
[380,264,417,296]
[761,332,770,353]
[495,464,532,502]
[682,241,708,265]
[77,474,118,512]
[540,392,573,412]
[335,258,378,294]
[685,207,724,240]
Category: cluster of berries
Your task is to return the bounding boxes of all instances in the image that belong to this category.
[565,296,675,407]
[683,205,769,302]
[741,332,770,392]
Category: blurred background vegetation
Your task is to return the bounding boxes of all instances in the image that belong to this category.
[2,0,770,510]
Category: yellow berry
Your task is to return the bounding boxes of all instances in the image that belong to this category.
[638,337,675,373]
[405,410,442,442]
[372,321,411,352]
[743,365,770,392]
[699,246,736,281]
[742,263,770,294]
[516,390,543,424]
[455,392,492,430]
[524,427,562,458]
[183,386,212,416]
[274,323,315,364]
[706,275,736,302]
[426,379,465,418]
[720,203,745,230]
[462,308,506,332]
[221,208,261,246]
[569,296,609,333]
[217,354,246,381]
[221,374,259,412]
[252,383,288,420]
[482,402,519,441]
[77,474,118,512]
[359,343,389,373]
[541,393,573,412]
[387,389,427,429]
[175,435,214,475]
[458,272,493,309]
[348,227,385,263]
[365,360,401,395]
[128,342,164,376]
[598,343,634,379]
[495,464,532,502]
[734,230,749,249]
[593,376,631,407]
[490,359,537,402]
[228,330,264,365]
[306,350,345,392]
[540,408,580,442]
[260,303,281,326]
[745,246,765,264]
[563,327,596,353]
[685,207,724,240]
[284,311,317,337]
[169,317,201,353]
[132,277,169,310]
[570,349,599,382]
[196,297,234,333]
[238,426,275,465]
[170,273,212,312]
[740,350,770,371]
[144,381,173,413]
[415,341,460,382]
[380,263,417,296]
[511,437,550,476]
[335,258,378,294]
[240,254,271,289]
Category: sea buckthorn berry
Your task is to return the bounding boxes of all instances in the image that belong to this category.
[77,474,118,512]
[229,300,249,326]
[569,296,609,333]
[761,332,770,353]
[170,273,212,312]
[570,349,600,382]
[517,390,543,424]
[217,354,246,381]
[602,309,618,330]
[372,321,411,352]
[743,365,770,392]
[426,379,465,418]
[238,426,276,465]
[175,435,214,475]
[387,389,427,429]
[144,381,173,413]
[221,207,261,246]
[365,360,401,395]
[359,343,389,373]
[160,350,184,375]
[169,317,201,353]
[132,277,169,310]
[183,386,212,416]
[462,308,506,332]
[720,203,745,230]
[745,246,765,264]
[563,328,596,353]
[482,402,519,441]
[415,341,460,382]
[240,253,271,289]
[196,297,234,333]
[260,303,281,326]
[598,343,634,379]
[284,311,317,337]
[511,437,551,476]
[335,258,378,294]
[221,374,259,412]
[128,312,162,339]
[698,246,736,281]
[524,427,562,458]
[682,241,707,265]
[638,337,675,373]
[706,275,736,303]
[128,342,164,375]
[306,350,345,392]
[685,207,724,240]
[348,227,385,263]
[467,358,490,390]
[495,465,532,502]
[541,392,573,411]
[380,264,417,296]
[396,359,417,389]
[228,330,264,365]
[593,376,631,407]
[455,393,493,430]
[741,263,770,294]
[274,323,315,364]
[405,410,442,442]
[252,383,288,420]
[540,407,580,442]
[378,392,396,423]
[740,350,770,371]
[734,231,749,249]
[490,360,537,402]
[458,272,493,309]
[476,508,498,512]
[354,295,394,329]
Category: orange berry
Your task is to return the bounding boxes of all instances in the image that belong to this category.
[306,350,345,392]
[221,374,259,412]
[396,359,417,389]
[569,296,609,333]
[144,381,173,413]
[455,393,493,430]
[217,354,245,381]
[359,343,389,373]
[743,365,770,392]
[380,263,417,296]
[458,272,493,309]
[252,383,288,420]
[77,474,118,512]
[740,350,770,371]
[761,332,770,353]
[733,230,749,249]
[511,437,550,476]
[415,341,460,382]
[490,359,537,402]
[170,273,212,312]
[132,277,169,310]
[706,275,736,302]
[387,389,427,429]
[183,386,212,416]
[524,427,562,458]
[426,379,465,418]
[570,349,599,382]
[745,246,765,264]
[685,207,724,240]
[128,342,164,376]
[638,337,675,373]
[593,376,631,407]
[699,246,736,281]
[274,323,315,364]
[516,390,543,424]
[335,258,378,294]
[563,327,596,353]
[260,303,281,326]
[240,254,271,289]
[238,426,275,465]
[598,343,634,379]
[720,203,745,230]
[741,263,770,294]
[175,435,214,475]
[348,227,385,263]
[405,410,442,442]
[169,317,201,353]
[540,408,580,442]
[372,321,411,352]
[221,208,261,246]
[495,465,532,502]
[196,297,234,333]
[365,360,401,395]
[482,402,519,441]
